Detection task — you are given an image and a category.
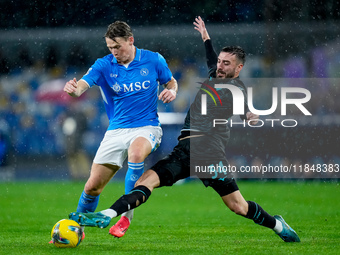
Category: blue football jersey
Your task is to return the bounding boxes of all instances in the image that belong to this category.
[81,47,172,130]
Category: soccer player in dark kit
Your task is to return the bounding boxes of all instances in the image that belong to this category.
[69,16,300,243]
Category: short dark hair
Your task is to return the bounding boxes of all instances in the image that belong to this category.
[221,46,246,64]
[104,21,133,41]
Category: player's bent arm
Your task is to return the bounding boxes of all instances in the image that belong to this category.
[65,79,90,97]
[159,77,178,103]
[164,76,178,93]
[76,79,90,96]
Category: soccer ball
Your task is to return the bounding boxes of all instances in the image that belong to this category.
[51,219,83,248]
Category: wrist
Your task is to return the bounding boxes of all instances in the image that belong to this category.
[169,88,177,95]
[202,30,210,42]
[202,36,210,42]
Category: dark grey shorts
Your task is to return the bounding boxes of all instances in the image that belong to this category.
[151,138,239,197]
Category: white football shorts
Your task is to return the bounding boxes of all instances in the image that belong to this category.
[93,126,162,169]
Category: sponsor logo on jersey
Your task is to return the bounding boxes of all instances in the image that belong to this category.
[111,80,151,93]
[123,81,151,92]
[112,83,121,93]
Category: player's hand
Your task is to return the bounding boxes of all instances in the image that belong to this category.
[193,16,210,41]
[64,78,78,94]
[158,89,176,103]
[246,112,259,125]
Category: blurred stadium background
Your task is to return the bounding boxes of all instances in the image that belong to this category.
[0,0,339,181]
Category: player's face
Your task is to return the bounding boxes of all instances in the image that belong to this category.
[216,52,243,79]
[106,37,135,64]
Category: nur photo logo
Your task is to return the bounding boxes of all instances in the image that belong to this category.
[199,81,312,128]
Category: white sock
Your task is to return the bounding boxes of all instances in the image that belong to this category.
[100,209,118,219]
[273,219,283,233]
[122,209,134,222]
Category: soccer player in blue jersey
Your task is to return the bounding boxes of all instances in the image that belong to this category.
[63,21,178,238]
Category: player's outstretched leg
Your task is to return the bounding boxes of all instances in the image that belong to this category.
[274,215,300,242]
[69,212,111,229]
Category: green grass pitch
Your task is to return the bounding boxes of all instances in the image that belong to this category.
[1,180,339,254]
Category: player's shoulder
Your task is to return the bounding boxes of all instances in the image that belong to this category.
[93,54,113,66]
[100,54,114,63]
[232,78,247,91]
[139,49,158,58]
[205,78,246,93]
[139,48,160,59]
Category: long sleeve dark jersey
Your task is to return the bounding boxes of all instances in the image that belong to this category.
[180,39,248,135]
[204,39,218,78]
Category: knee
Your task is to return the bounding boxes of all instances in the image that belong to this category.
[84,182,102,196]
[134,176,148,188]
[128,149,146,163]
[133,170,159,191]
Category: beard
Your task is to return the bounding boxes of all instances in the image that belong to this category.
[216,69,235,79]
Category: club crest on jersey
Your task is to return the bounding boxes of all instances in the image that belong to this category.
[140,68,149,76]
[112,83,121,93]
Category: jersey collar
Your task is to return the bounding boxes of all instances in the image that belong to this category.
[111,47,141,64]
[134,47,141,62]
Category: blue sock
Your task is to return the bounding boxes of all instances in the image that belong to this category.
[76,190,100,213]
[125,162,144,194]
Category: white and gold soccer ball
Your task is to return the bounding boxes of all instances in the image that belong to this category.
[51,219,83,248]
